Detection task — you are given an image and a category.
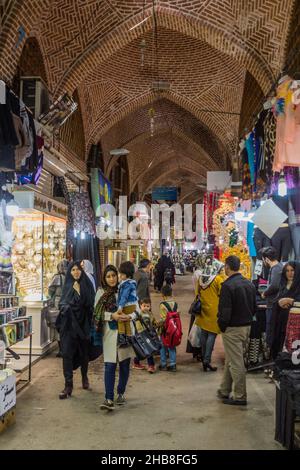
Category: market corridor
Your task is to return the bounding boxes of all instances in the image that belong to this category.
[0,274,280,451]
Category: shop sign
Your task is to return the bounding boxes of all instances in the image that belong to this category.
[152,187,178,202]
[0,374,16,416]
[34,194,67,219]
[91,168,113,217]
[13,191,67,219]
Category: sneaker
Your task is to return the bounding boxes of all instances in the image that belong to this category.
[148,365,156,374]
[100,400,115,411]
[116,394,126,406]
[167,365,177,372]
[159,365,167,371]
[132,363,146,370]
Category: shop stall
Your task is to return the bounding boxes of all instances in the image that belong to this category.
[11,190,67,356]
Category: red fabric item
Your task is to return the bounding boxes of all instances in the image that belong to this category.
[285,312,300,353]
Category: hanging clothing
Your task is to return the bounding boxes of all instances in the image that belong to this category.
[241,148,252,200]
[245,133,256,185]
[273,77,300,172]
[285,301,300,353]
[263,110,276,185]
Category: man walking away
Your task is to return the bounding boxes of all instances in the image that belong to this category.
[134,259,151,301]
[217,256,256,406]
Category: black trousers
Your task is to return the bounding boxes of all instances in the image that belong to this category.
[271,227,292,262]
[61,333,89,385]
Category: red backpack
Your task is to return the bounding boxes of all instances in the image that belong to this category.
[161,302,183,348]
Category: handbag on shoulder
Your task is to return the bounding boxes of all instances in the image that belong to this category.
[188,295,201,315]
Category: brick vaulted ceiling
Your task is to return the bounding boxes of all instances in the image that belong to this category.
[0,1,296,202]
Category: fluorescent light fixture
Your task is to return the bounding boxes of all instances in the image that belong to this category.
[110,148,130,156]
[129,16,150,31]
[6,199,19,217]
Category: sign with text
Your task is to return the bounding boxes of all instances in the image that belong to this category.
[0,373,16,417]
[152,187,178,202]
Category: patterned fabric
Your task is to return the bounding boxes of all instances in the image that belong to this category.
[241,148,252,200]
[68,191,96,236]
[263,110,276,185]
[285,310,300,353]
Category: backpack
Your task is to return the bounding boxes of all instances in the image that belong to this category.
[164,268,173,284]
[161,302,183,348]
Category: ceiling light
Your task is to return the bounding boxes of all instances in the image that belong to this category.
[110,148,130,156]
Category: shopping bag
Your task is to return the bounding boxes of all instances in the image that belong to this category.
[188,323,201,348]
[130,317,162,360]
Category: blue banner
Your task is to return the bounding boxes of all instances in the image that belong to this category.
[152,187,178,202]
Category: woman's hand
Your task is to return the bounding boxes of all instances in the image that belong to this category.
[279,298,294,308]
[111,312,128,322]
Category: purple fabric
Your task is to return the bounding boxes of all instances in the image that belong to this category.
[284,167,300,190]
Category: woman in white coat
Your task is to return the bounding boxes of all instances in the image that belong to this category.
[94,265,135,411]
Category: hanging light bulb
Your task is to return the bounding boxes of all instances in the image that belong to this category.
[278,174,287,197]
[6,199,19,217]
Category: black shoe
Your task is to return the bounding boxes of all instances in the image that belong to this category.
[203,362,218,372]
[59,384,73,399]
[222,397,247,406]
[217,389,229,400]
[82,376,91,390]
[167,365,177,372]
[159,365,167,371]
[56,351,62,358]
[100,400,115,411]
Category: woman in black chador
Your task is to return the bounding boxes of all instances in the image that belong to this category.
[56,261,95,399]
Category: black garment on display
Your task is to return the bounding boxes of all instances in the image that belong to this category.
[271,227,292,261]
[253,227,271,260]
[272,195,289,222]
[73,235,101,288]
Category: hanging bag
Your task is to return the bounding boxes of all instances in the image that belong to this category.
[188,295,202,316]
[130,316,162,360]
[188,322,202,348]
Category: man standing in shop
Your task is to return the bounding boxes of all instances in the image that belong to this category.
[217,255,256,406]
[260,247,283,349]
[134,259,151,301]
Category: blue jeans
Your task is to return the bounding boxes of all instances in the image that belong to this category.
[134,356,155,367]
[104,358,131,401]
[160,345,176,367]
[200,329,217,364]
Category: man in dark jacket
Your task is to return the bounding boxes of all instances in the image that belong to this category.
[134,259,151,301]
[217,255,256,406]
[260,246,283,348]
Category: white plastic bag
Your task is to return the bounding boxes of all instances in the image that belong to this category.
[188,323,202,348]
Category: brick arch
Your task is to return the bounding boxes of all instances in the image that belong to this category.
[142,162,207,195]
[53,5,281,96]
[0,0,51,84]
[90,92,232,163]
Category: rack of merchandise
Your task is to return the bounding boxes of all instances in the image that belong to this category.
[0,293,33,391]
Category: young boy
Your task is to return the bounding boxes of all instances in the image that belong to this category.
[132,298,157,374]
[159,285,178,372]
[117,261,138,347]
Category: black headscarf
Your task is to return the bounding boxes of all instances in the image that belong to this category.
[59,260,95,335]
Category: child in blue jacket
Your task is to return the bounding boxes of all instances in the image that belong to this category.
[117,261,138,347]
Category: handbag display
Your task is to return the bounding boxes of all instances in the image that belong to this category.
[130,316,162,360]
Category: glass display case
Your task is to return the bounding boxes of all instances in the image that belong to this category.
[12,212,66,301]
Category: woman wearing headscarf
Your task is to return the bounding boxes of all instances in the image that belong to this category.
[154,255,175,291]
[94,265,135,411]
[56,261,95,399]
[194,257,225,372]
[270,261,300,359]
[81,259,96,292]
[48,259,68,357]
